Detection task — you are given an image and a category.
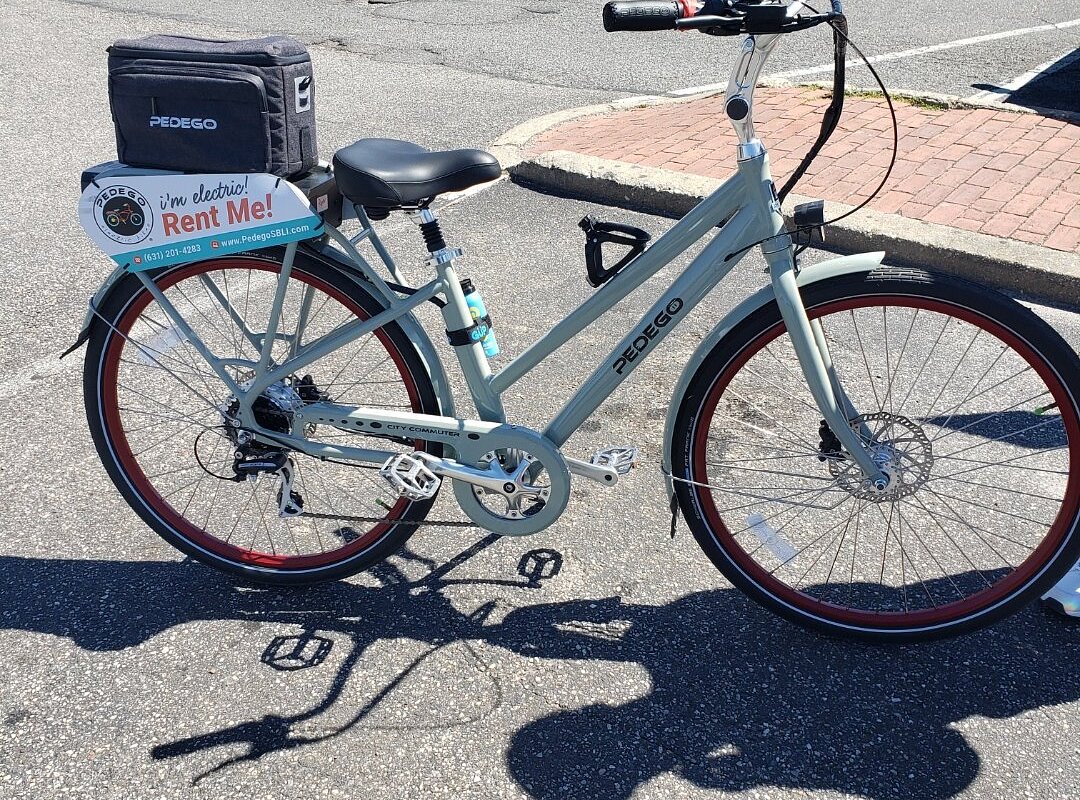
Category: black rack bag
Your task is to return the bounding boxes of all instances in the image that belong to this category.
[107,35,317,177]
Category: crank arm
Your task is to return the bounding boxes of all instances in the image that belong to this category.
[412,452,530,494]
[566,457,620,486]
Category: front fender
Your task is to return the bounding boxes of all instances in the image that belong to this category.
[661,251,885,503]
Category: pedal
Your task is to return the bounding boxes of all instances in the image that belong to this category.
[590,446,639,476]
[379,452,441,501]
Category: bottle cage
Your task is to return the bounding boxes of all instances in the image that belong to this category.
[579,215,652,288]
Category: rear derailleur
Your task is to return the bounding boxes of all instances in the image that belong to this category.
[216,374,330,518]
[230,441,304,518]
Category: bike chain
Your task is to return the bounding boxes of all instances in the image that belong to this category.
[298,510,477,528]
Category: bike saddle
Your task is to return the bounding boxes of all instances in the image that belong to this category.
[332,138,502,213]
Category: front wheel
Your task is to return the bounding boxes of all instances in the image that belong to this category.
[672,267,1080,642]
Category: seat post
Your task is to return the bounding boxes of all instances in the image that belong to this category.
[414,207,450,254]
[409,207,466,307]
[409,207,466,268]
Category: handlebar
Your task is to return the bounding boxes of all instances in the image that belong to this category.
[602,0,851,205]
[602,0,842,36]
[602,0,688,32]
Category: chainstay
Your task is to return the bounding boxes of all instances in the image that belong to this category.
[298,510,476,528]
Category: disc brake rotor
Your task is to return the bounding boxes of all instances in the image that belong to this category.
[830,411,933,502]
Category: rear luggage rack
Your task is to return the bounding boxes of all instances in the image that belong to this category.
[80,161,342,226]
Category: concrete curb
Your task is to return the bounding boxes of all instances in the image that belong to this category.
[490,94,676,170]
[509,149,1080,306]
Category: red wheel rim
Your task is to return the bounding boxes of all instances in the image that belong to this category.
[691,294,1080,630]
[100,257,425,571]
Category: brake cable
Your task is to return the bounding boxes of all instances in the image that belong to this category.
[775,4,848,205]
[723,3,900,261]
[797,1,900,225]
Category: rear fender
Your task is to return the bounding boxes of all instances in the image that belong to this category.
[65,244,456,418]
[661,251,885,504]
[63,263,130,358]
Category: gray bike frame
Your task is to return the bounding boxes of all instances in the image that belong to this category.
[131,27,888,486]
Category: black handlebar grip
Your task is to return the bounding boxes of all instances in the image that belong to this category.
[603,0,685,32]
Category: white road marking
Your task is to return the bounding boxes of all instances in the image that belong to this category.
[667,17,1080,96]
[964,48,1080,103]
[667,81,730,98]
[138,324,188,365]
[746,512,798,563]
[769,18,1080,80]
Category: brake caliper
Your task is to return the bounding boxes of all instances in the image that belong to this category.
[817,419,844,462]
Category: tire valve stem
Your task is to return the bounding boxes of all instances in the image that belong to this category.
[1034,402,1059,416]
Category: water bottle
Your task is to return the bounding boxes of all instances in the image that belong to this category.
[460,279,499,357]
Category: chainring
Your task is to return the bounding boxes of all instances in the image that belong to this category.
[453,446,571,536]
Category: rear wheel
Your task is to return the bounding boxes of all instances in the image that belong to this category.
[84,250,443,585]
[672,268,1080,641]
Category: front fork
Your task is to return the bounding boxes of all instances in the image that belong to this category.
[764,246,888,489]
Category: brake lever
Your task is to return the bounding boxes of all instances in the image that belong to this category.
[676,11,840,35]
[675,14,745,33]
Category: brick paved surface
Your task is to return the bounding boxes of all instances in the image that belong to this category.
[528,87,1080,254]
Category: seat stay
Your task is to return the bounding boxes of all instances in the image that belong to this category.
[345,203,410,286]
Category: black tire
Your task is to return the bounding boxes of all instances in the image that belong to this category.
[671,267,1080,642]
[83,249,444,585]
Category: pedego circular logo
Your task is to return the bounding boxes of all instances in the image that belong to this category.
[94,185,153,244]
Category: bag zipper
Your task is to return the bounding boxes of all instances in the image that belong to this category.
[108,41,309,67]
[111,65,269,112]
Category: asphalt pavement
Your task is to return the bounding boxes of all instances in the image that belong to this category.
[2,0,1079,798]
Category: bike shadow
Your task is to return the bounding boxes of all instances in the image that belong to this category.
[495,593,1079,800]
[0,545,1077,799]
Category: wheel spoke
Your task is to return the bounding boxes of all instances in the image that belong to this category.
[684,285,1076,632]
[99,260,429,570]
[918,328,981,424]
[850,309,883,411]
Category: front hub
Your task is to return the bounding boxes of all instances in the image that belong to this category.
[828,412,933,502]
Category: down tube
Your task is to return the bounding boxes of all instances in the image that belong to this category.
[489,174,745,396]
[544,206,757,447]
